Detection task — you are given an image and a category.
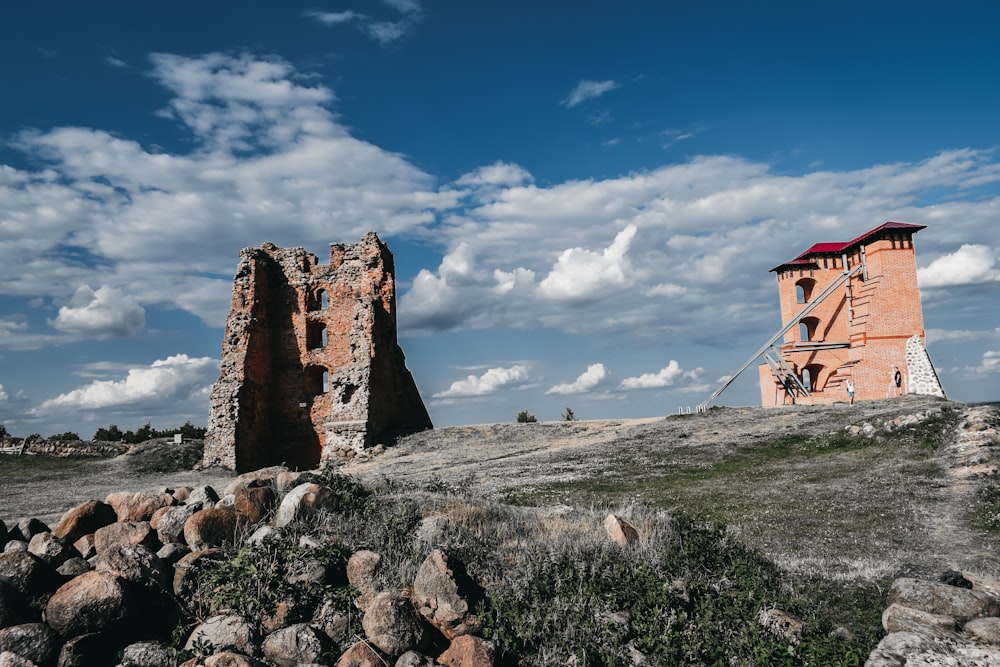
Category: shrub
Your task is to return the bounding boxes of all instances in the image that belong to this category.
[517,410,538,423]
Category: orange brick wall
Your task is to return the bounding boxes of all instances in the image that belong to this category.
[760,227,926,407]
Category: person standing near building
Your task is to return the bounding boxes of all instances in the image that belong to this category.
[891,366,903,396]
[846,378,855,405]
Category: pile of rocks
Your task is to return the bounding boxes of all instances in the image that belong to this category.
[844,408,945,438]
[0,467,495,667]
[867,572,1000,666]
[945,405,1000,480]
[19,440,129,458]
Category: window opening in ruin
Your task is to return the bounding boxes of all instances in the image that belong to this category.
[795,278,816,304]
[320,290,328,309]
[800,364,823,391]
[306,322,327,349]
[799,316,819,342]
[341,383,357,404]
[304,366,327,395]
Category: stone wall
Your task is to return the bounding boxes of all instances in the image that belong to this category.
[203,233,431,472]
[906,334,946,399]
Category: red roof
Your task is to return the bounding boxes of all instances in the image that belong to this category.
[771,221,926,272]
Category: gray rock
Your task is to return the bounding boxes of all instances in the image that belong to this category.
[395,651,435,667]
[118,641,173,667]
[261,623,331,667]
[410,549,481,639]
[155,504,201,546]
[55,557,92,578]
[0,553,60,611]
[185,615,258,655]
[362,591,426,656]
[26,533,72,568]
[964,616,1000,645]
[881,603,958,639]
[0,651,40,667]
[0,623,59,667]
[888,577,1000,622]
[2,543,26,555]
[95,544,169,589]
[273,484,338,528]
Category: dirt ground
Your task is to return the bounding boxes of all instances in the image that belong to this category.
[3,395,997,582]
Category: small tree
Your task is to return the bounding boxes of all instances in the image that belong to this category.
[562,407,577,421]
[94,424,124,441]
[516,410,537,424]
[50,431,81,441]
[0,423,8,439]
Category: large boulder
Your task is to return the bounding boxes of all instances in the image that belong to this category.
[272,484,338,528]
[25,535,72,569]
[52,501,117,545]
[44,570,132,637]
[362,591,426,656]
[93,522,160,555]
[0,581,32,628]
[410,550,482,640]
[118,641,173,667]
[347,551,380,612]
[0,553,60,611]
[172,549,223,600]
[95,544,169,589]
[105,492,176,523]
[183,508,242,550]
[436,635,494,667]
[0,651,40,666]
[233,487,276,524]
[888,578,1000,622]
[184,615,257,656]
[261,624,332,667]
[0,623,59,667]
[333,641,386,667]
[881,602,959,639]
[154,505,201,546]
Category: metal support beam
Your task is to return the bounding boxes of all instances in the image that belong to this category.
[697,263,862,412]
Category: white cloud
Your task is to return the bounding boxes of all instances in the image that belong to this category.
[456,162,533,189]
[926,328,1000,344]
[547,363,607,395]
[304,10,365,26]
[620,360,686,390]
[51,285,145,338]
[539,225,638,301]
[563,80,620,107]
[918,244,1000,288]
[37,354,217,411]
[305,0,422,44]
[974,351,1000,374]
[0,52,450,327]
[434,365,530,398]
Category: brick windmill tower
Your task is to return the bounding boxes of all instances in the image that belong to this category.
[699,221,945,410]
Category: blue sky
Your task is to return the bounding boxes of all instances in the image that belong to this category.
[1,1,998,438]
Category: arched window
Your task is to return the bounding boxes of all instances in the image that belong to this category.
[795,278,816,303]
[799,316,820,342]
[304,366,328,395]
[803,364,823,391]
[795,278,816,304]
[306,321,327,349]
[307,288,328,311]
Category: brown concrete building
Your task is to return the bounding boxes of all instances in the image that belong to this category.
[203,232,432,472]
[757,221,945,407]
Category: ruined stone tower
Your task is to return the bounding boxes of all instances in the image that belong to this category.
[757,221,945,407]
[203,232,432,472]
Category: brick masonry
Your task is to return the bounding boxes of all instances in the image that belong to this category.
[759,222,946,407]
[203,232,432,472]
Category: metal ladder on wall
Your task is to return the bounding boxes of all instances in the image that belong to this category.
[696,262,864,412]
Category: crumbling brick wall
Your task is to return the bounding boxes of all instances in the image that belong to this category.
[203,232,432,472]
